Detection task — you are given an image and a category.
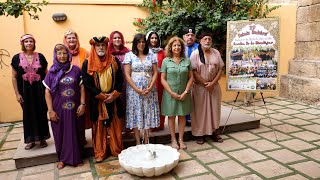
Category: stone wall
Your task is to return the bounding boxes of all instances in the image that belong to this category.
[280,0,320,105]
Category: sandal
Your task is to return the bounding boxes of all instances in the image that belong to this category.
[40,140,48,148]
[179,139,187,150]
[171,139,179,150]
[196,136,205,145]
[25,142,35,150]
[57,162,65,169]
[95,157,104,163]
[212,134,223,143]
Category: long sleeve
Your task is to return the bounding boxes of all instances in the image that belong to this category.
[114,58,124,93]
[81,60,101,97]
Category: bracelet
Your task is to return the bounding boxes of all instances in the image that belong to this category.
[184,90,188,94]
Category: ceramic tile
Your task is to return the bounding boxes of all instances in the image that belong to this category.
[208,160,249,178]
[248,160,292,178]
[289,161,320,179]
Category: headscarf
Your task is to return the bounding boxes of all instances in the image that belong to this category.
[146,31,162,53]
[20,34,36,45]
[48,44,72,93]
[63,29,81,56]
[87,36,115,75]
[198,31,213,64]
[108,31,130,56]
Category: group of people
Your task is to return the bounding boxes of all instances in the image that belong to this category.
[11,27,224,169]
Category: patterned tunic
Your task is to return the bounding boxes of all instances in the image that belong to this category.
[11,52,50,143]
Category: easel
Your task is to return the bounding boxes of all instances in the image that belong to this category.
[221,91,278,141]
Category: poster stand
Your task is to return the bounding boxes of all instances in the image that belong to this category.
[221,92,278,141]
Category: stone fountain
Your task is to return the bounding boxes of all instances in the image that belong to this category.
[119,129,180,177]
[119,143,180,177]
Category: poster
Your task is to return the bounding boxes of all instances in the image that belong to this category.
[226,18,279,92]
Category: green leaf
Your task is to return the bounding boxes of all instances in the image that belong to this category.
[1,0,48,19]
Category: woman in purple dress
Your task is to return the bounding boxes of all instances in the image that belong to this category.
[43,44,85,169]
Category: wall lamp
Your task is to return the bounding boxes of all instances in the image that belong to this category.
[52,13,67,22]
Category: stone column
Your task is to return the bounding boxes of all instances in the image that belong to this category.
[280,0,320,105]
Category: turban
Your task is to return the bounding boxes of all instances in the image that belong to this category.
[20,34,36,45]
[182,27,196,35]
[87,36,114,75]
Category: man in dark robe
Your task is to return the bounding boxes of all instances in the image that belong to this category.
[82,36,124,162]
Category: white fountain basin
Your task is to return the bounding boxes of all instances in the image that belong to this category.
[118,144,180,177]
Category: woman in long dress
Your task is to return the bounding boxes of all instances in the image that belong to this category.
[161,37,193,150]
[11,34,50,150]
[123,33,160,145]
[146,31,166,131]
[108,31,130,132]
[190,32,224,144]
[63,29,89,146]
[43,44,85,169]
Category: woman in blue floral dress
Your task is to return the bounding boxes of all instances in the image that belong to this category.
[123,33,160,145]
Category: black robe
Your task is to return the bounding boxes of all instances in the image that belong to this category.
[81,58,124,126]
[11,53,50,143]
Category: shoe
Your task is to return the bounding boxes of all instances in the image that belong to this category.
[178,139,187,150]
[196,136,205,145]
[57,162,65,169]
[186,121,191,127]
[40,140,48,148]
[95,157,104,163]
[25,142,35,150]
[77,163,84,167]
[211,134,223,143]
[171,139,179,150]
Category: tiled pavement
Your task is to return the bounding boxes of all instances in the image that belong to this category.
[0,97,320,180]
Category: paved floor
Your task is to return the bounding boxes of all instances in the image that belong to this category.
[0,96,319,180]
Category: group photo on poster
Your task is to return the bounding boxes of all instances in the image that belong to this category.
[226,18,279,91]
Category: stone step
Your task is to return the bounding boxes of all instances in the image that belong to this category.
[13,105,260,169]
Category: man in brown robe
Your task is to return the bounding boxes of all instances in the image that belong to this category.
[190,32,224,144]
[82,36,124,162]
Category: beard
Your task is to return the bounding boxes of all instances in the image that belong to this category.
[202,44,211,50]
[97,51,106,56]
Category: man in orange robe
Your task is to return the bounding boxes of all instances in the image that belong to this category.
[82,36,124,162]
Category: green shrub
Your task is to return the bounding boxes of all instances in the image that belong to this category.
[134,0,280,60]
[0,0,48,20]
